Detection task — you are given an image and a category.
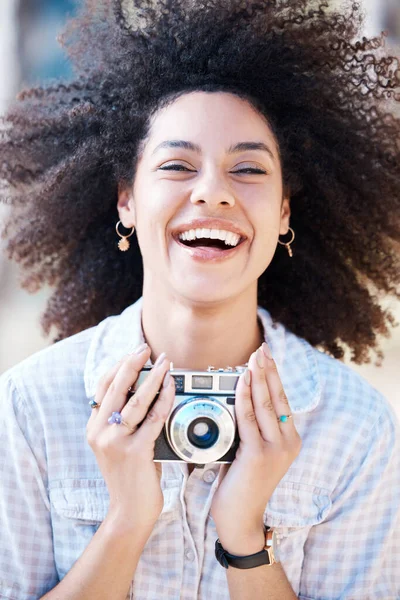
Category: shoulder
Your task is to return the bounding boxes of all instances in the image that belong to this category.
[261,305,392,426]
[269,322,399,493]
[313,346,396,433]
[0,325,96,402]
[292,344,399,491]
[0,299,143,412]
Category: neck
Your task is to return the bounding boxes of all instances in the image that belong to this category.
[141,284,263,371]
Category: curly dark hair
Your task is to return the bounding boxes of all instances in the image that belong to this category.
[1,0,399,364]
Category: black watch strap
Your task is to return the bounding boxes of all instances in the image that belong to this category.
[215,538,272,569]
[215,526,276,570]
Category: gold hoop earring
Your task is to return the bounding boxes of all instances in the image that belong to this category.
[277,227,295,258]
[116,220,135,252]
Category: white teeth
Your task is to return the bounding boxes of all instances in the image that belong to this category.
[225,232,240,246]
[225,232,233,245]
[232,234,240,245]
[178,228,241,247]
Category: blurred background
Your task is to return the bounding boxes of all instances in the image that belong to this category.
[0,0,399,416]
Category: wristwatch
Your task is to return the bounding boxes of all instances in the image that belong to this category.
[215,526,278,569]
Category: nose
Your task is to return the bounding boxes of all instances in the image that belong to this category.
[189,171,235,209]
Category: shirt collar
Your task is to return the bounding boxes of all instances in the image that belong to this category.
[84,297,321,414]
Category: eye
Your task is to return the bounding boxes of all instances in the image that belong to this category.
[231,166,267,175]
[158,163,196,172]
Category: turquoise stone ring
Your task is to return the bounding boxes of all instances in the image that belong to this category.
[278,415,292,423]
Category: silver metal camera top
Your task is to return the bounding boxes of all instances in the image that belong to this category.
[167,364,247,374]
[206,366,241,372]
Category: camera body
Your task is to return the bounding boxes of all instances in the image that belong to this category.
[133,365,246,466]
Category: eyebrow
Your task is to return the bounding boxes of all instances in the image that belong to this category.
[151,140,275,161]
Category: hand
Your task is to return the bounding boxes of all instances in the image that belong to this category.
[86,344,175,540]
[210,343,302,555]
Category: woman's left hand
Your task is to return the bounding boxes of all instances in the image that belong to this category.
[210,342,302,555]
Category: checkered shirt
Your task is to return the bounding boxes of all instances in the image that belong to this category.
[0,298,399,599]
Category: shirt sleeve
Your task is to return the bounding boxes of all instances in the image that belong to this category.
[299,402,400,600]
[0,372,58,600]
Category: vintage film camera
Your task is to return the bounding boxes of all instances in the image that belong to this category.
[133,365,246,465]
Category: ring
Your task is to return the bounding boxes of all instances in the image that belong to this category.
[89,399,100,409]
[277,415,292,423]
[108,411,135,433]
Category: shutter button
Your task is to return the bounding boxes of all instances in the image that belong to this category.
[203,470,217,483]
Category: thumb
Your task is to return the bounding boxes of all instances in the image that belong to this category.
[155,462,163,481]
[218,463,231,484]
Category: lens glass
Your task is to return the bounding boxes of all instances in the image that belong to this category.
[187,417,220,448]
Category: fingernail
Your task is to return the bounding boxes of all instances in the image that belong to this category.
[262,342,272,359]
[163,372,171,388]
[154,352,167,367]
[256,348,265,368]
[244,369,251,386]
[129,342,148,355]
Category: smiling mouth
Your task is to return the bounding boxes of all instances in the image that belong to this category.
[175,227,246,252]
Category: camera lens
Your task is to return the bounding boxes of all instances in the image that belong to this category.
[166,397,236,463]
[187,417,219,449]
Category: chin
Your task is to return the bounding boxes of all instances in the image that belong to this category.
[171,279,251,307]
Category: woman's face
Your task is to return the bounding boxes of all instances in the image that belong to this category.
[118,91,290,304]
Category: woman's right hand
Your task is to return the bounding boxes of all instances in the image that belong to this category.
[86,343,175,538]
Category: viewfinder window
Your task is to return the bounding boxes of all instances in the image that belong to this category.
[192,375,213,389]
[219,376,239,391]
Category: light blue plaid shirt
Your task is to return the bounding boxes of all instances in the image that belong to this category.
[0,298,399,599]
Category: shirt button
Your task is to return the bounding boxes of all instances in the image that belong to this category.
[203,470,216,483]
[185,550,195,562]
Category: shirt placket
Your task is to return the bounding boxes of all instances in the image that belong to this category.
[178,464,221,600]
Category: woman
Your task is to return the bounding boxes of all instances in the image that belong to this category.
[0,1,399,598]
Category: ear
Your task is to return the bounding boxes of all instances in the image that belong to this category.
[117,183,136,228]
[279,196,291,235]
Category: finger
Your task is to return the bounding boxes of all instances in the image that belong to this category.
[120,355,171,433]
[261,342,295,435]
[234,363,262,450]
[132,371,176,450]
[247,348,281,443]
[87,359,122,429]
[218,463,231,483]
[95,345,151,427]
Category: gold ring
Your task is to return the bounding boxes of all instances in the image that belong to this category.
[121,418,136,434]
[89,399,101,409]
